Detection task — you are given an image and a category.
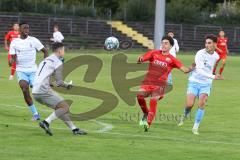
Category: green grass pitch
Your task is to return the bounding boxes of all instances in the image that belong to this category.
[0,49,239,160]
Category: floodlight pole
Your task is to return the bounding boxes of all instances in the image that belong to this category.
[154,0,165,49]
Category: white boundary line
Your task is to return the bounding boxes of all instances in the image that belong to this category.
[0,104,240,146]
[0,103,114,133]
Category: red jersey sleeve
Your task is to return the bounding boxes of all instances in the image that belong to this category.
[171,57,183,69]
[141,50,155,62]
[4,31,10,41]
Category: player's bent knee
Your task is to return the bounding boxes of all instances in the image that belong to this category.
[19,81,29,90]
[56,101,70,110]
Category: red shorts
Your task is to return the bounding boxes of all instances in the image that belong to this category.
[219,53,227,60]
[216,51,227,60]
[140,85,165,99]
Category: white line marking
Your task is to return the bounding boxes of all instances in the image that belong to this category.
[0,103,113,133]
[0,104,240,146]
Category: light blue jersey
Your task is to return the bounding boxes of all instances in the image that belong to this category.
[187,49,219,97]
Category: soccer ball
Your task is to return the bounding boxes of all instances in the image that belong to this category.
[104,36,119,51]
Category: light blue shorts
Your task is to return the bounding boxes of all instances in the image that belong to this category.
[187,81,212,97]
[167,72,173,85]
[16,71,36,87]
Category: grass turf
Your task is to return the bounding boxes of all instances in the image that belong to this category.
[0,50,239,160]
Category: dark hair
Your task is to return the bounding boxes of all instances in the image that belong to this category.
[205,34,217,43]
[162,36,174,46]
[19,22,28,26]
[52,42,64,52]
[167,31,174,34]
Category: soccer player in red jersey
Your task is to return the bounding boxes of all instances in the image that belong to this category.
[4,23,20,80]
[213,30,228,76]
[137,36,195,132]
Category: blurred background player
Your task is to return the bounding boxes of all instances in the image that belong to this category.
[167,31,179,85]
[33,42,87,136]
[178,34,223,135]
[167,31,179,58]
[160,31,180,85]
[9,22,48,121]
[50,24,64,43]
[213,30,228,76]
[137,36,194,132]
[4,23,20,80]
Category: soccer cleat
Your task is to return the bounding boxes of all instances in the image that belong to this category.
[178,116,185,126]
[39,120,53,136]
[139,114,148,126]
[9,75,14,80]
[143,123,150,132]
[192,128,199,135]
[32,114,40,121]
[72,128,87,135]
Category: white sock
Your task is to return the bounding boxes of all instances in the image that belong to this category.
[64,121,77,130]
[45,112,58,124]
[193,123,200,130]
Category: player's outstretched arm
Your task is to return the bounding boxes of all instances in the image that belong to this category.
[179,63,195,74]
[137,50,154,64]
[54,65,73,89]
[41,47,48,58]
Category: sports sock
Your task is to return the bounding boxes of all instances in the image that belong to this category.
[45,107,68,124]
[219,66,224,75]
[193,108,205,129]
[59,113,77,130]
[184,107,191,117]
[137,95,149,114]
[147,98,157,125]
[213,66,217,75]
[28,104,38,115]
[11,62,16,76]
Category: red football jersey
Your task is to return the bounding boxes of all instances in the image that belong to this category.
[140,50,183,86]
[216,37,228,53]
[4,31,20,42]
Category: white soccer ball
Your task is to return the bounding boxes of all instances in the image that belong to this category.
[104,36,119,51]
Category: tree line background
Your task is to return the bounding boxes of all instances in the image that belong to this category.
[0,0,240,24]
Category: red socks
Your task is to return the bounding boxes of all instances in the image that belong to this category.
[11,62,16,76]
[219,67,224,75]
[147,98,157,126]
[137,95,149,114]
[213,66,217,75]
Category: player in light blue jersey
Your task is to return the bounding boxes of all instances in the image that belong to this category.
[9,22,48,121]
[178,34,223,135]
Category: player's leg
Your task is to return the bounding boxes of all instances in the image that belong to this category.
[178,81,198,126]
[146,95,159,128]
[137,86,150,126]
[39,101,69,136]
[59,113,87,135]
[219,58,226,75]
[8,53,14,80]
[192,84,211,135]
[213,58,221,75]
[137,92,149,115]
[144,86,164,131]
[17,72,40,120]
[37,92,87,135]
[192,93,208,135]
[10,62,16,79]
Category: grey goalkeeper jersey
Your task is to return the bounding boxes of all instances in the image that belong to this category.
[32,54,67,94]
